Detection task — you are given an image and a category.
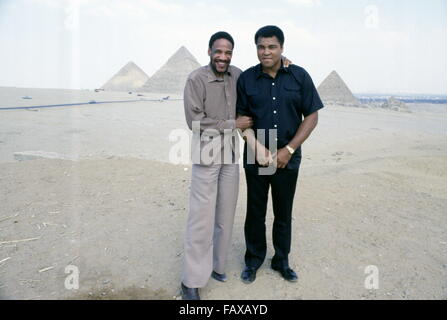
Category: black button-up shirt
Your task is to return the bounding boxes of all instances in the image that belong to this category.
[236,63,324,170]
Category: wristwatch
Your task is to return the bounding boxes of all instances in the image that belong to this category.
[285,145,295,155]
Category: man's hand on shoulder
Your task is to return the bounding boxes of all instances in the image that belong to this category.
[282,56,292,68]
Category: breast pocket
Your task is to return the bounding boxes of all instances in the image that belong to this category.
[246,88,268,119]
[284,84,302,105]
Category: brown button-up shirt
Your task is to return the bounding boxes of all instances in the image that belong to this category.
[184,64,242,165]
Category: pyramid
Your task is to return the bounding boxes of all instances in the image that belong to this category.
[101,61,150,92]
[317,71,360,107]
[381,97,411,113]
[139,46,201,94]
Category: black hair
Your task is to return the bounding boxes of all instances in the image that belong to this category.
[208,31,234,49]
[254,25,284,46]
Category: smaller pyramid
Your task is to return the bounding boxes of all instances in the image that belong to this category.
[381,97,410,113]
[101,61,150,92]
[317,71,359,107]
[139,46,201,94]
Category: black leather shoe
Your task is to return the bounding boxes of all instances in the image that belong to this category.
[181,283,200,300]
[211,271,227,282]
[241,266,257,284]
[272,266,298,282]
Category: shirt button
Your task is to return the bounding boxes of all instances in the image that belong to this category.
[275,138,278,141]
[274,124,277,128]
[273,97,276,100]
[273,110,277,114]
[272,83,275,86]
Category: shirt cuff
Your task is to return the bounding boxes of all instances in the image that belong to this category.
[219,119,236,131]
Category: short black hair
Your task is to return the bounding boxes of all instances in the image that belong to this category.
[254,25,284,47]
[208,31,234,49]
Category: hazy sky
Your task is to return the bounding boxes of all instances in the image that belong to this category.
[1,0,446,94]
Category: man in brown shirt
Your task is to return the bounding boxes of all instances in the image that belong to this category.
[181,31,252,300]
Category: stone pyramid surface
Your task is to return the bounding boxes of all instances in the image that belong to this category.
[317,71,359,106]
[101,61,150,92]
[139,46,201,94]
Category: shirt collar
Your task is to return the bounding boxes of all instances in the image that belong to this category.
[255,60,289,79]
[206,63,232,82]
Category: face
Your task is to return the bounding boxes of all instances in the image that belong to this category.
[256,36,283,69]
[208,38,233,75]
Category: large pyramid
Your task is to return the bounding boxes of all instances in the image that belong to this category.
[101,61,150,92]
[139,46,201,94]
[317,71,360,107]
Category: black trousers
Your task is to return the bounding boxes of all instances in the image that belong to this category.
[244,167,299,270]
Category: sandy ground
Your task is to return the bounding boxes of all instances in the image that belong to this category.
[0,87,446,300]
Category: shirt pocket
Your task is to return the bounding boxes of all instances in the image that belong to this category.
[284,84,302,107]
[246,88,268,119]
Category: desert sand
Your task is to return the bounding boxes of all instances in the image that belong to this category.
[0,87,446,300]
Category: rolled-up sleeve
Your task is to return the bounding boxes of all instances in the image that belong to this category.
[184,77,236,132]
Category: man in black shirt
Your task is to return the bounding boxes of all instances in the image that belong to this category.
[236,25,324,284]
